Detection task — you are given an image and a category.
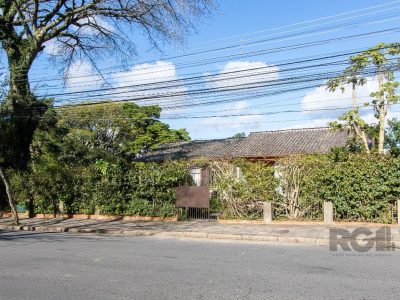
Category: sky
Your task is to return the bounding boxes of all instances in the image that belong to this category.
[24,0,400,140]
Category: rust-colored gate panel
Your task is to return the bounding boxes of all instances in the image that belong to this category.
[176,186,209,208]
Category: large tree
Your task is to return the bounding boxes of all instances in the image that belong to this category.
[327,61,369,153]
[22,101,189,217]
[0,0,214,223]
[53,102,190,162]
[327,43,400,154]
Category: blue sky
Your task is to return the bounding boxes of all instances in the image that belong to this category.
[26,0,400,139]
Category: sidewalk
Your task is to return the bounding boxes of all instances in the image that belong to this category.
[1,217,399,247]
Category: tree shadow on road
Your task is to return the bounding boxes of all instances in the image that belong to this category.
[0,230,112,242]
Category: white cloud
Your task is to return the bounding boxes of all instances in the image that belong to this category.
[109,61,188,113]
[233,100,251,111]
[286,112,400,131]
[64,60,105,94]
[43,17,114,56]
[189,100,266,137]
[356,111,400,125]
[301,78,379,117]
[183,60,279,137]
[43,39,64,56]
[54,60,187,109]
[206,61,279,91]
[112,61,178,87]
[283,78,381,130]
[75,16,114,35]
[285,117,335,129]
[293,77,400,130]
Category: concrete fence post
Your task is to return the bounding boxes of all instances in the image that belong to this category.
[58,201,64,216]
[263,202,273,224]
[323,201,333,224]
[397,199,400,225]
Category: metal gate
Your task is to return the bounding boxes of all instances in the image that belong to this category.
[176,186,210,220]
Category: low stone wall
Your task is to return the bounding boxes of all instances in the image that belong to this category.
[0,211,177,222]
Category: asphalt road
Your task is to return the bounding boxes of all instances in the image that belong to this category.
[0,230,399,300]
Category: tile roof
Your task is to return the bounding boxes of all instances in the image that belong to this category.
[138,127,348,162]
[231,127,348,158]
[137,138,243,162]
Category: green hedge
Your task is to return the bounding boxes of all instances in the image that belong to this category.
[208,154,400,223]
[311,154,400,223]
[9,161,187,217]
[208,159,277,220]
[7,154,400,223]
[271,153,400,223]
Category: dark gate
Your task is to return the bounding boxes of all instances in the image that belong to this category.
[176,186,210,220]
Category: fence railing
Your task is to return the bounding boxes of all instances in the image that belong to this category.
[268,200,400,224]
[271,201,323,221]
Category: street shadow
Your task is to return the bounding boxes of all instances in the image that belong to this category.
[0,229,108,242]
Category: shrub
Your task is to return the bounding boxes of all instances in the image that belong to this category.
[209,159,277,220]
[7,160,187,217]
[7,154,400,223]
[312,154,400,223]
[273,155,327,220]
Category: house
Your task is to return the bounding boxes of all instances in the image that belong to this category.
[138,127,348,186]
[230,127,348,160]
[139,138,242,162]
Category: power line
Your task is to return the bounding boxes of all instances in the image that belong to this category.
[47,58,350,99]
[7,14,400,86]
[172,96,372,117]
[39,47,399,104]
[189,0,400,47]
[51,65,392,108]
[31,46,367,92]
[36,26,400,90]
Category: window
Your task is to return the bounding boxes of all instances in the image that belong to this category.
[189,168,202,186]
[235,167,244,180]
[274,162,284,195]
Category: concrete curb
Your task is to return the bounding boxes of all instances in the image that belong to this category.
[1,223,399,248]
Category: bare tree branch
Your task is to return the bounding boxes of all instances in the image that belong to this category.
[0,0,215,88]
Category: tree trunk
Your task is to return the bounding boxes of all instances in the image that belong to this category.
[0,46,42,225]
[378,106,386,154]
[0,166,19,225]
[352,85,357,107]
[360,131,370,154]
[3,46,42,170]
[351,86,370,154]
[377,70,385,154]
[5,40,36,100]
[28,196,34,218]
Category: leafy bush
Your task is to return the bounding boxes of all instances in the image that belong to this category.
[270,153,400,223]
[7,151,400,223]
[272,155,326,220]
[208,159,277,220]
[311,154,400,222]
[205,154,400,223]
[8,161,187,217]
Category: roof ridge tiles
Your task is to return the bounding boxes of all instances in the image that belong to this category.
[248,127,332,135]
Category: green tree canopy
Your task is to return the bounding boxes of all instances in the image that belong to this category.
[0,0,214,224]
[230,132,246,138]
[327,43,400,154]
[33,102,190,165]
